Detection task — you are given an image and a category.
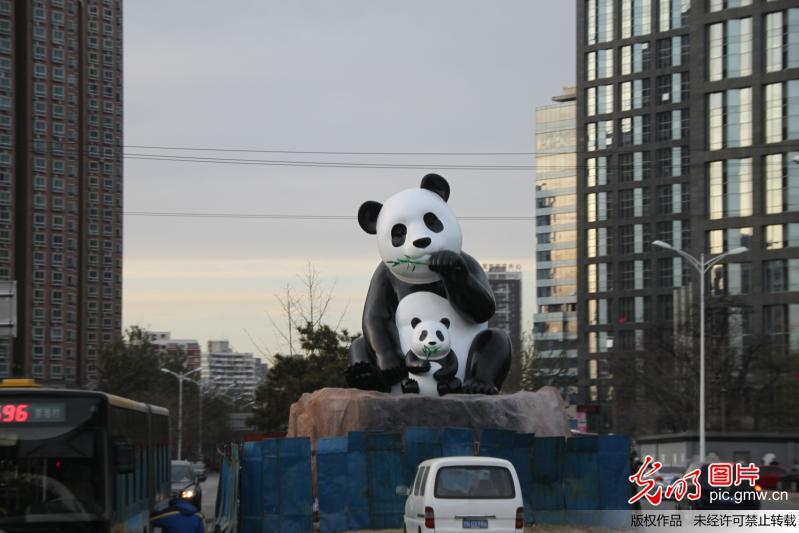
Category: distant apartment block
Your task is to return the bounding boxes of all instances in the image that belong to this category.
[147,331,201,371]
[206,340,262,400]
[0,0,124,385]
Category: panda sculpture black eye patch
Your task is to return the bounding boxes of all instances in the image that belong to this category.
[391,224,407,247]
[436,330,445,341]
[424,212,444,233]
[419,330,428,341]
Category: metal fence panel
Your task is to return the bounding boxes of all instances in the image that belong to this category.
[346,432,370,531]
[239,441,264,533]
[598,435,632,510]
[478,428,516,462]
[403,427,442,486]
[365,432,404,530]
[513,432,535,524]
[440,427,475,456]
[530,436,566,524]
[564,436,600,525]
[317,437,349,533]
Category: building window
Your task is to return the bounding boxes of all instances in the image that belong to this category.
[708,88,752,150]
[586,227,610,257]
[621,0,652,39]
[763,259,799,293]
[708,158,752,219]
[707,227,753,254]
[620,115,649,146]
[765,81,799,144]
[587,262,611,293]
[586,157,608,187]
[708,0,751,12]
[708,18,752,81]
[658,0,689,32]
[587,120,614,151]
[586,192,608,222]
[587,85,613,116]
[621,79,649,111]
[710,262,751,296]
[765,9,799,73]
[621,43,650,75]
[656,36,687,68]
[765,223,799,250]
[587,48,614,80]
[763,304,799,353]
[587,0,615,45]
[765,152,799,214]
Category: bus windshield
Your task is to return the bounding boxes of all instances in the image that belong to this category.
[0,396,105,520]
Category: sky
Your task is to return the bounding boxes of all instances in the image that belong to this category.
[122,0,576,359]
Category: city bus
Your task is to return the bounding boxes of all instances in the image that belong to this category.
[0,378,171,532]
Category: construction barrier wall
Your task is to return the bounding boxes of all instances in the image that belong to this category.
[217,428,631,532]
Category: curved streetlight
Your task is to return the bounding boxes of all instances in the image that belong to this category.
[652,241,748,463]
[160,367,201,461]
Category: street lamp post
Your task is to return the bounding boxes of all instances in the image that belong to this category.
[651,240,748,463]
[185,378,205,462]
[160,367,201,461]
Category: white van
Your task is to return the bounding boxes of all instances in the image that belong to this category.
[397,456,524,532]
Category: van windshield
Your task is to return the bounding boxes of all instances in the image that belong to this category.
[434,465,515,499]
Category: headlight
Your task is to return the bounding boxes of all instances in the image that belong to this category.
[181,489,195,499]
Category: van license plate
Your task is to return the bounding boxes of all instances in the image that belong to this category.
[463,519,488,528]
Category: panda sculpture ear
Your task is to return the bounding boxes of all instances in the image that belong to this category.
[411,317,421,329]
[440,318,450,328]
[420,174,450,202]
[358,201,383,234]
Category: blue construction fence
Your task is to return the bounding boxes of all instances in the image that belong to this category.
[217,428,631,533]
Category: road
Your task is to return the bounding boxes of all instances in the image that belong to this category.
[201,472,219,523]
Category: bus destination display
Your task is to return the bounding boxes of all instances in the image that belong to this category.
[0,402,66,423]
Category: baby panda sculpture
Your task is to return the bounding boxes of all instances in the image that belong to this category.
[402,317,461,396]
[346,173,512,396]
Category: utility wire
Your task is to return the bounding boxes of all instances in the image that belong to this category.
[123,211,536,221]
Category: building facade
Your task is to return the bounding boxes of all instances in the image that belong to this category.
[576,0,799,433]
[0,0,123,385]
[147,331,202,371]
[483,264,523,389]
[534,87,580,410]
[206,340,262,400]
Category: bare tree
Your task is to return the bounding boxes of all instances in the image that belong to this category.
[266,262,348,358]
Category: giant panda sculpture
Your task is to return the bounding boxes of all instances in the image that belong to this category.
[346,173,512,396]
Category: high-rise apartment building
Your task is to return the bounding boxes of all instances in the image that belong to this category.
[577,0,799,433]
[533,87,579,408]
[483,264,523,389]
[0,0,124,385]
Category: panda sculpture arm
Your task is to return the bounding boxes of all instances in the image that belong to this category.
[361,263,405,374]
[433,350,458,382]
[404,349,430,374]
[429,251,495,324]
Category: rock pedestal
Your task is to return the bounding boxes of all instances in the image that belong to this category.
[287,387,570,448]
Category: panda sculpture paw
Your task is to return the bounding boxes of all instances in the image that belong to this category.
[437,377,462,396]
[344,361,386,392]
[401,378,420,394]
[462,378,499,395]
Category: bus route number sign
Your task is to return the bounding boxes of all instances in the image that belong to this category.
[0,403,66,423]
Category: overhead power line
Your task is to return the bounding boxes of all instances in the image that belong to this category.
[123,211,536,221]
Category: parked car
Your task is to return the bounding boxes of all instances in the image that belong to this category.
[191,461,207,482]
[171,460,202,509]
[676,463,760,511]
[757,465,786,490]
[397,456,523,532]
[654,465,687,499]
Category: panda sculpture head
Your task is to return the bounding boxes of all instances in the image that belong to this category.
[410,317,451,361]
[358,174,462,284]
